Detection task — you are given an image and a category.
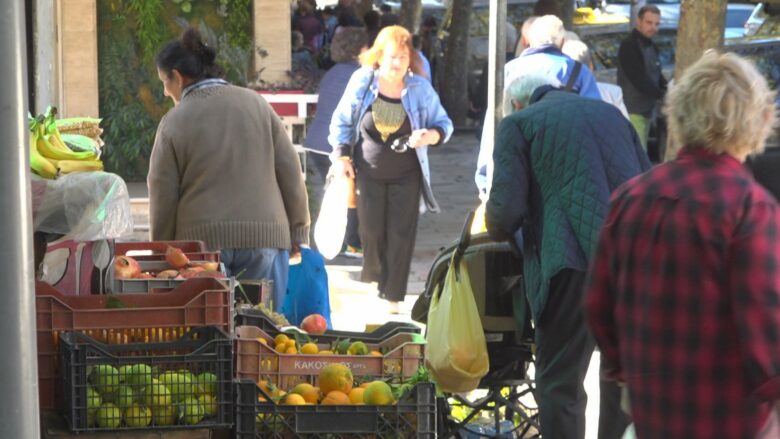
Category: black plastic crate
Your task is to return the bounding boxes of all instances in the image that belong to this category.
[60,326,233,432]
[235,308,421,343]
[234,380,436,438]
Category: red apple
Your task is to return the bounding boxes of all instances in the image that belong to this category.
[301,314,327,335]
[165,246,190,269]
[180,268,203,279]
[193,261,219,271]
[114,256,141,279]
[196,270,225,279]
[156,269,180,279]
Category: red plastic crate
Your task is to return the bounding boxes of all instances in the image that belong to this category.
[114,240,219,262]
[35,277,232,410]
[234,325,426,391]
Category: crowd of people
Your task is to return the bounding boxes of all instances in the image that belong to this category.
[144,2,780,438]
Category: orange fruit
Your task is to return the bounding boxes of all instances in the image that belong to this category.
[370,350,382,357]
[285,346,297,354]
[301,343,319,355]
[318,364,353,395]
[359,382,370,389]
[319,350,334,355]
[257,337,268,345]
[276,343,287,353]
[274,334,289,346]
[363,381,394,405]
[321,390,350,405]
[283,394,306,405]
[285,339,297,350]
[290,383,320,404]
[348,388,365,404]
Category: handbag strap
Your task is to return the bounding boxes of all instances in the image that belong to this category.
[351,70,376,158]
[565,61,582,92]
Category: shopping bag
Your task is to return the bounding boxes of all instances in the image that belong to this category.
[281,247,333,328]
[425,252,490,393]
[314,174,350,259]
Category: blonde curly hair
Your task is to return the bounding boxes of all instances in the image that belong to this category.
[665,51,777,160]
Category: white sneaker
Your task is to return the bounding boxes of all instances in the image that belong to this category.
[388,301,401,314]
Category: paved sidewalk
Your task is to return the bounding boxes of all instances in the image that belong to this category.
[126,131,602,439]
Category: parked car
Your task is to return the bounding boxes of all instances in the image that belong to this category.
[603,1,759,39]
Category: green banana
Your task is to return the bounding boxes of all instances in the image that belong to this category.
[37,131,96,161]
[29,124,57,179]
[56,159,103,174]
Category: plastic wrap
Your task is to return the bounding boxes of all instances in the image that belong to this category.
[32,171,134,241]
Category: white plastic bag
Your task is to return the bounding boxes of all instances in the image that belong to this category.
[314,174,350,260]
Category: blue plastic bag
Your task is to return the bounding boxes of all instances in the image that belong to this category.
[281,247,333,329]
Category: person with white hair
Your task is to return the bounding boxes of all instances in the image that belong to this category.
[475,14,601,200]
[562,39,629,118]
[488,72,650,439]
[586,51,780,439]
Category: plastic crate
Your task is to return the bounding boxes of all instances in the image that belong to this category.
[111,260,228,293]
[235,326,426,391]
[234,379,436,438]
[36,277,232,410]
[115,240,219,262]
[60,326,233,432]
[235,308,421,344]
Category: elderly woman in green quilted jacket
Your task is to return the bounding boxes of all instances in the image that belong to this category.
[486,72,650,439]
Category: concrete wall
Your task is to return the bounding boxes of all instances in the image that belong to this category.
[254,0,292,84]
[52,0,291,117]
[34,0,59,114]
[58,0,99,117]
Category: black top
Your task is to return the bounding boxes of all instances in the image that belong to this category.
[355,94,418,180]
[617,29,668,117]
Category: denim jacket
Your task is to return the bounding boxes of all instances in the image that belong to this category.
[329,66,454,213]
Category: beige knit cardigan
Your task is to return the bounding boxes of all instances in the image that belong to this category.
[148,84,310,251]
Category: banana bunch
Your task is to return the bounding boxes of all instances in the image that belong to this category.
[28,107,103,178]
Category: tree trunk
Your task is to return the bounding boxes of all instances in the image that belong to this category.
[441,0,473,127]
[674,0,726,78]
[399,0,422,33]
[560,0,574,30]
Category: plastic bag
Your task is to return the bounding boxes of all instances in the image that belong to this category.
[425,253,489,393]
[280,247,333,328]
[32,171,134,241]
[314,174,350,259]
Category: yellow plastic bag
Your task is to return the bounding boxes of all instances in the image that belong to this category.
[425,253,489,393]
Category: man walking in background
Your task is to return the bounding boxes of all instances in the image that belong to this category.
[617,5,667,151]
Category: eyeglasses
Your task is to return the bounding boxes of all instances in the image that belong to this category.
[390,135,411,153]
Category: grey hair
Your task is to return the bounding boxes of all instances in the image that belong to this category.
[503,74,557,115]
[561,40,592,68]
[527,15,565,48]
[564,30,581,42]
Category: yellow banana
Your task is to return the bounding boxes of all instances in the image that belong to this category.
[56,159,103,175]
[36,133,96,161]
[29,126,57,179]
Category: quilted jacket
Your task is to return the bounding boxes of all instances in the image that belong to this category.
[486,86,651,320]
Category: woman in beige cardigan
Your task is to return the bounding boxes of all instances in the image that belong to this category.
[148,28,309,310]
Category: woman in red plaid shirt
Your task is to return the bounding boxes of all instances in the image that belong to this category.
[585,51,780,439]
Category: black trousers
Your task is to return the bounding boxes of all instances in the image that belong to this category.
[356,170,421,302]
[534,269,628,439]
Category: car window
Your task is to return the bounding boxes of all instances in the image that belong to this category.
[726,9,752,28]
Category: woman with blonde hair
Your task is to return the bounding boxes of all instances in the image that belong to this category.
[329,25,453,313]
[586,50,780,439]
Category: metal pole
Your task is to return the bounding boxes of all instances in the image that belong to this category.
[0,0,41,437]
[485,0,507,195]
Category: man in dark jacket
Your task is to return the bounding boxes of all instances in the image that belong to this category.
[486,73,651,439]
[617,5,667,151]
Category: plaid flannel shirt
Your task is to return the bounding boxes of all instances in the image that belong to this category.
[585,146,780,438]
